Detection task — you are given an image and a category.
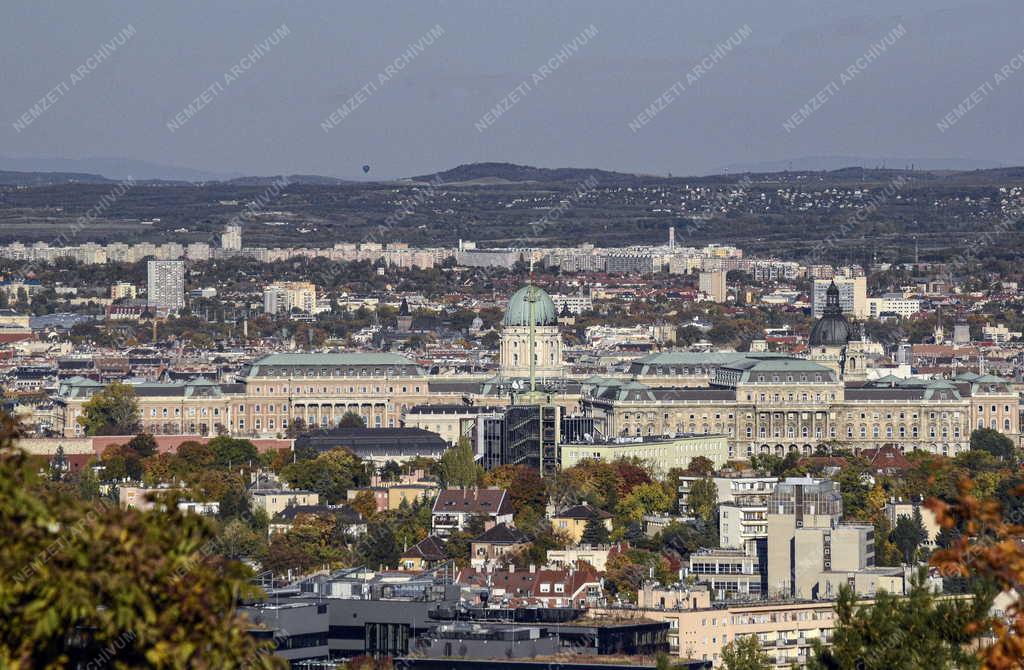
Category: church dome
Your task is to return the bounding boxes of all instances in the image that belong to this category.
[503,285,558,327]
[809,281,851,346]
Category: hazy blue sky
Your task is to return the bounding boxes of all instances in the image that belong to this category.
[2,1,1022,179]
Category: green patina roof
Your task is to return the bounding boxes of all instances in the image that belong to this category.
[502,285,558,327]
[631,352,761,366]
[582,375,623,386]
[252,353,417,366]
[740,358,833,373]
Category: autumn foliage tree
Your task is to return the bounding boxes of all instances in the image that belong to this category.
[0,413,284,669]
[928,478,1024,668]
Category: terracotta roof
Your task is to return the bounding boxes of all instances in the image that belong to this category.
[860,445,913,471]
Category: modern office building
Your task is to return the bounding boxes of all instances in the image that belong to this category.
[766,478,876,599]
[866,295,923,319]
[676,475,776,534]
[688,539,768,601]
[146,260,185,311]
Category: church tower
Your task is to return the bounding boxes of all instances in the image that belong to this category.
[807,281,854,378]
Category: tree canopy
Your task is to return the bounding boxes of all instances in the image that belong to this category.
[721,634,772,670]
[970,428,1016,463]
[0,413,284,669]
[76,381,140,436]
[436,438,482,489]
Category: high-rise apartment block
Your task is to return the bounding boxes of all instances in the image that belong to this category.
[221,224,242,251]
[699,270,727,303]
[146,260,185,311]
[263,282,318,315]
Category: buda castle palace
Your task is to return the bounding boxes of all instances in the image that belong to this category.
[53,281,1019,462]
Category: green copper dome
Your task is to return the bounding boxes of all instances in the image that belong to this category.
[503,285,558,327]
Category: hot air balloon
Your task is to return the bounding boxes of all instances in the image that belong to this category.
[362,165,370,174]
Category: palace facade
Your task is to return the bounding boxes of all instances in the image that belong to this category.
[581,354,1017,459]
[49,281,1020,461]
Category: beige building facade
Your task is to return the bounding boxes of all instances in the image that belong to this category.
[583,354,1018,460]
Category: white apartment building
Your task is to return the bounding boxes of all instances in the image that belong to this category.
[146,260,185,311]
[551,293,593,314]
[110,282,137,300]
[866,296,922,319]
[263,282,318,315]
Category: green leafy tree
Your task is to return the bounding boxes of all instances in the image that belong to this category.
[581,517,611,545]
[264,514,350,576]
[76,381,140,435]
[749,452,798,477]
[176,440,216,474]
[661,520,719,561]
[872,514,901,567]
[125,432,158,457]
[721,634,772,670]
[891,508,928,564]
[207,436,259,468]
[970,427,1016,463]
[220,518,267,561]
[218,484,253,522]
[357,518,401,569]
[686,456,715,475]
[48,445,66,481]
[436,438,483,488]
[284,416,307,438]
[833,461,872,520]
[687,477,718,522]
[338,411,366,428]
[617,482,673,522]
[280,448,369,504]
[0,413,284,669]
[98,443,144,481]
[379,460,403,482]
[348,490,378,520]
[807,573,989,670]
[484,464,546,525]
[76,465,100,500]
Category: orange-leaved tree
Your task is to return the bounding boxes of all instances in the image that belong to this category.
[928,477,1024,668]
